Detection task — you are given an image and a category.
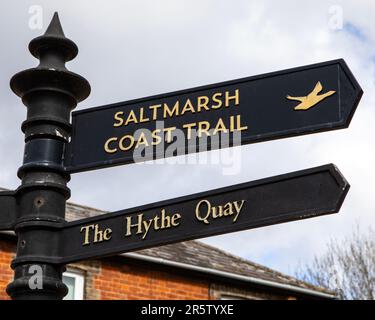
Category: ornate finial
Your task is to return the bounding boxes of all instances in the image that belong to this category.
[10,12,90,144]
[28,12,78,62]
[44,12,65,37]
[11,12,90,102]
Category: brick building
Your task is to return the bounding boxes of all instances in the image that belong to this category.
[0,201,334,300]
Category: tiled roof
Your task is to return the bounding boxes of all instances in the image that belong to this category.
[66,201,332,296]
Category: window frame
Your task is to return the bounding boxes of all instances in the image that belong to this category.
[63,270,85,300]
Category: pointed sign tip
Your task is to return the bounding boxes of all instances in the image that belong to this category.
[44,11,65,37]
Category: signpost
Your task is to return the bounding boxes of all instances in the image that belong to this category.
[58,164,347,264]
[64,59,362,173]
[0,13,362,300]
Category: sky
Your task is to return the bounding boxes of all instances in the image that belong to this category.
[0,0,374,276]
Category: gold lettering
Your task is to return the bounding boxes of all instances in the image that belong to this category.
[236,115,248,132]
[171,213,181,226]
[211,205,222,219]
[233,200,245,222]
[163,126,176,143]
[197,96,210,112]
[142,218,153,239]
[197,121,211,137]
[230,115,235,132]
[80,224,112,246]
[150,104,162,120]
[195,199,246,224]
[104,137,118,154]
[135,132,150,149]
[181,99,195,115]
[125,211,181,240]
[103,228,112,241]
[93,224,112,243]
[212,93,223,109]
[152,129,162,146]
[125,214,144,237]
[80,224,94,246]
[119,135,135,151]
[139,108,150,123]
[125,110,138,126]
[160,209,170,229]
[163,101,179,118]
[183,122,196,139]
[223,202,234,216]
[195,200,211,224]
[93,224,102,243]
[225,89,239,107]
[153,215,160,231]
[113,111,124,127]
[213,118,228,135]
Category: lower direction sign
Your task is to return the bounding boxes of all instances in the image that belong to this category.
[54,164,348,264]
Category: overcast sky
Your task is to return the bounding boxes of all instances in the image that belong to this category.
[1,0,374,276]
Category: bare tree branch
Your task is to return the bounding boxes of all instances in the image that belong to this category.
[295,226,375,300]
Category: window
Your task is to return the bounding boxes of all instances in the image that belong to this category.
[63,271,85,300]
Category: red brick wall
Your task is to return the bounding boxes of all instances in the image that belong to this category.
[94,261,210,300]
[0,238,297,300]
[0,241,15,300]
[0,238,210,300]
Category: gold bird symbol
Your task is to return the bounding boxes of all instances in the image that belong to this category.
[286,81,336,111]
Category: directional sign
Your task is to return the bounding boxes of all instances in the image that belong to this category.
[43,164,349,264]
[0,191,17,231]
[64,59,362,173]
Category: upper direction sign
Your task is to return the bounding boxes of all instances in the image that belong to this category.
[64,59,362,173]
[49,164,347,264]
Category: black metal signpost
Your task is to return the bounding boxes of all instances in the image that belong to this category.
[0,13,362,300]
[2,13,91,300]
